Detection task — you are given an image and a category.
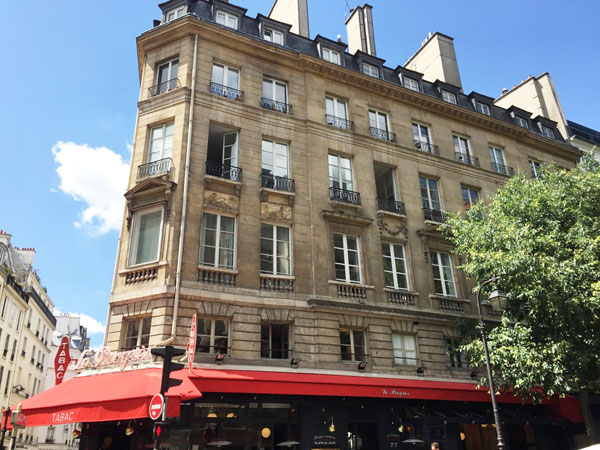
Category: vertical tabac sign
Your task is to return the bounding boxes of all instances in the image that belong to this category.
[187,314,196,372]
[54,336,71,385]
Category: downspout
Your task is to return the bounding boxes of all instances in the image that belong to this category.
[159,33,198,345]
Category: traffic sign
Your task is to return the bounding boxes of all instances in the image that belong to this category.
[149,394,164,421]
[187,314,196,371]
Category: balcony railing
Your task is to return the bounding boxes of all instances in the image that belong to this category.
[260,275,294,292]
[7,275,28,303]
[370,127,397,142]
[377,198,406,215]
[210,82,245,101]
[125,267,158,285]
[386,289,417,306]
[206,160,243,182]
[198,267,237,286]
[455,151,480,167]
[491,161,514,176]
[413,140,440,155]
[261,174,295,193]
[326,114,354,131]
[423,208,446,223]
[137,157,172,180]
[148,78,180,97]
[438,297,465,313]
[261,98,293,115]
[330,187,361,205]
[336,283,367,302]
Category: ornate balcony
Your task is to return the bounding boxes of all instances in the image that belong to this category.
[370,127,397,142]
[326,114,354,131]
[125,267,158,285]
[210,82,244,101]
[423,208,446,223]
[198,267,237,286]
[261,174,295,193]
[377,198,406,215]
[261,98,293,115]
[386,289,417,306]
[148,78,180,97]
[336,283,367,302]
[260,274,294,292]
[330,187,361,205]
[413,140,440,155]
[206,160,242,182]
[455,151,480,167]
[491,161,514,176]
[137,158,172,180]
[437,297,465,313]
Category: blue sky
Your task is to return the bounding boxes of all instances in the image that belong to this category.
[1,0,598,347]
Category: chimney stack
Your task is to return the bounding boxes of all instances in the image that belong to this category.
[345,4,376,56]
[405,32,462,89]
[268,0,310,38]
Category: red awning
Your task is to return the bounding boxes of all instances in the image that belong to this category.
[5,368,201,427]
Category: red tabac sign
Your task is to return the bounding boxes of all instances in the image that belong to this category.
[54,336,71,385]
[187,314,196,372]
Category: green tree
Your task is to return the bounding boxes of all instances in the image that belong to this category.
[446,158,600,443]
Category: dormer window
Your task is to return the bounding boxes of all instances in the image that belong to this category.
[362,63,379,78]
[541,125,555,139]
[322,48,341,65]
[264,28,284,45]
[403,76,419,92]
[515,116,529,129]
[166,6,185,22]
[216,10,238,29]
[475,101,490,116]
[441,90,457,105]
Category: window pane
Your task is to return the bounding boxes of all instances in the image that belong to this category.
[134,210,162,265]
[263,79,272,99]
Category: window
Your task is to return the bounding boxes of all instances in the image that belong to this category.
[148,123,174,163]
[369,110,389,133]
[261,140,289,178]
[374,163,396,202]
[430,251,457,297]
[325,96,349,127]
[515,116,529,129]
[261,324,289,359]
[453,135,472,157]
[541,125,555,139]
[340,329,366,361]
[196,318,229,354]
[128,207,164,266]
[441,90,457,105]
[123,317,151,350]
[166,7,185,22]
[4,371,10,395]
[419,176,441,211]
[264,28,284,45]
[155,59,179,94]
[392,334,417,365]
[262,78,289,113]
[206,126,239,179]
[447,338,468,368]
[22,337,27,354]
[260,224,291,275]
[334,233,361,283]
[1,297,6,319]
[461,186,480,209]
[0,368,3,393]
[322,48,341,65]
[10,339,16,362]
[412,123,431,145]
[328,154,353,191]
[489,146,508,175]
[530,160,542,178]
[403,76,419,92]
[382,242,409,290]
[475,101,490,115]
[211,64,240,99]
[199,213,236,270]
[362,63,379,78]
[216,10,238,29]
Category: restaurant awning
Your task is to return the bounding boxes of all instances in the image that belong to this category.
[5,367,201,427]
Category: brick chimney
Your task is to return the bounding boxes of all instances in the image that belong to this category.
[345,4,376,56]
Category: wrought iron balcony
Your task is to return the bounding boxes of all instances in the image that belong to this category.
[261,97,293,115]
[326,114,354,131]
[423,208,446,223]
[491,161,514,176]
[370,127,397,142]
[330,187,361,205]
[148,78,180,97]
[413,140,440,155]
[455,151,480,167]
[261,174,295,192]
[137,158,172,180]
[377,198,406,215]
[210,82,244,101]
[206,160,242,182]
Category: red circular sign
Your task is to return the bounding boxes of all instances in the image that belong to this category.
[149,394,164,421]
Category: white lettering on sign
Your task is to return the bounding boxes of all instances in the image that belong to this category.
[381,388,410,397]
[68,346,153,372]
[52,411,74,423]
[55,336,71,385]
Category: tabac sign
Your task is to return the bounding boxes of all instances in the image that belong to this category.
[54,336,71,385]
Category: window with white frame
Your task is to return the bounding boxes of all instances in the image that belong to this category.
[122,317,151,351]
[392,334,417,365]
[196,318,229,354]
[382,242,409,290]
[541,125,555,139]
[461,186,480,208]
[430,251,457,297]
[530,160,542,178]
[419,176,441,211]
[453,135,472,157]
[199,213,235,270]
[412,123,431,145]
[403,76,419,92]
[261,323,289,359]
[148,122,174,162]
[328,154,353,191]
[261,140,289,178]
[155,59,179,94]
[260,224,291,276]
[515,116,529,129]
[441,90,457,105]
[264,28,284,45]
[165,6,185,22]
[211,64,240,98]
[362,63,379,78]
[333,233,361,283]
[128,207,164,266]
[325,96,350,128]
[369,109,389,132]
[216,10,238,29]
[475,101,491,116]
[262,78,288,103]
[340,329,367,361]
[322,47,341,65]
[489,146,508,174]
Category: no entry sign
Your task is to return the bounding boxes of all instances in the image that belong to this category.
[149,393,164,421]
[54,336,71,385]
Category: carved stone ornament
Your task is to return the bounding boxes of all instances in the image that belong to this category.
[261,202,293,221]
[124,178,176,230]
[204,190,239,212]
[376,213,408,238]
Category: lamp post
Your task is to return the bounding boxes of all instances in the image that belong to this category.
[475,276,507,450]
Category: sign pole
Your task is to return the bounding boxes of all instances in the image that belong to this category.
[7,405,21,450]
[0,407,10,450]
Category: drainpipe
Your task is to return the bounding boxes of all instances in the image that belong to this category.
[159,33,198,346]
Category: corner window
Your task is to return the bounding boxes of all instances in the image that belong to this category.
[199,213,236,270]
[128,207,164,266]
[216,11,238,29]
[382,242,409,290]
[123,317,151,351]
[196,318,229,355]
[392,334,417,366]
[333,233,361,284]
[441,90,457,105]
[461,186,480,209]
[261,324,289,359]
[264,28,284,45]
[430,251,457,297]
[322,48,341,65]
[165,7,185,22]
[403,77,419,92]
[475,101,490,116]
[541,125,555,139]
[148,122,174,162]
[260,224,291,276]
[340,329,367,362]
[362,63,379,78]
[154,59,179,95]
[515,116,529,129]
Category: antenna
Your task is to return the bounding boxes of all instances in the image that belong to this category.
[344,0,354,20]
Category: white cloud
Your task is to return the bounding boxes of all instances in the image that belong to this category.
[53,141,129,235]
[54,309,106,336]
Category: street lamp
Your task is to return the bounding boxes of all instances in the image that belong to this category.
[476,276,508,450]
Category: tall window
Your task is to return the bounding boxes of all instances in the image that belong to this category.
[328,154,353,191]
[196,318,229,354]
[453,135,472,157]
[155,59,179,94]
[148,123,174,162]
[261,324,289,359]
[260,224,291,276]
[515,116,529,129]
[392,334,417,365]
[530,160,542,178]
[264,28,284,45]
[262,78,288,104]
[447,338,468,368]
[4,371,10,395]
[412,123,431,144]
[322,48,341,65]
[374,163,396,202]
[10,339,16,362]
[128,207,163,266]
[2,334,8,358]
[441,90,457,105]
[403,77,419,92]
[369,110,389,132]
[340,329,366,361]
[430,251,457,297]
[261,140,289,178]
[216,11,238,29]
[326,97,348,121]
[475,101,490,116]
[461,186,480,208]
[489,146,507,174]
[199,213,235,270]
[362,63,379,78]
[334,233,361,284]
[211,64,240,97]
[123,318,151,350]
[0,297,6,318]
[419,176,441,211]
[382,243,409,290]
